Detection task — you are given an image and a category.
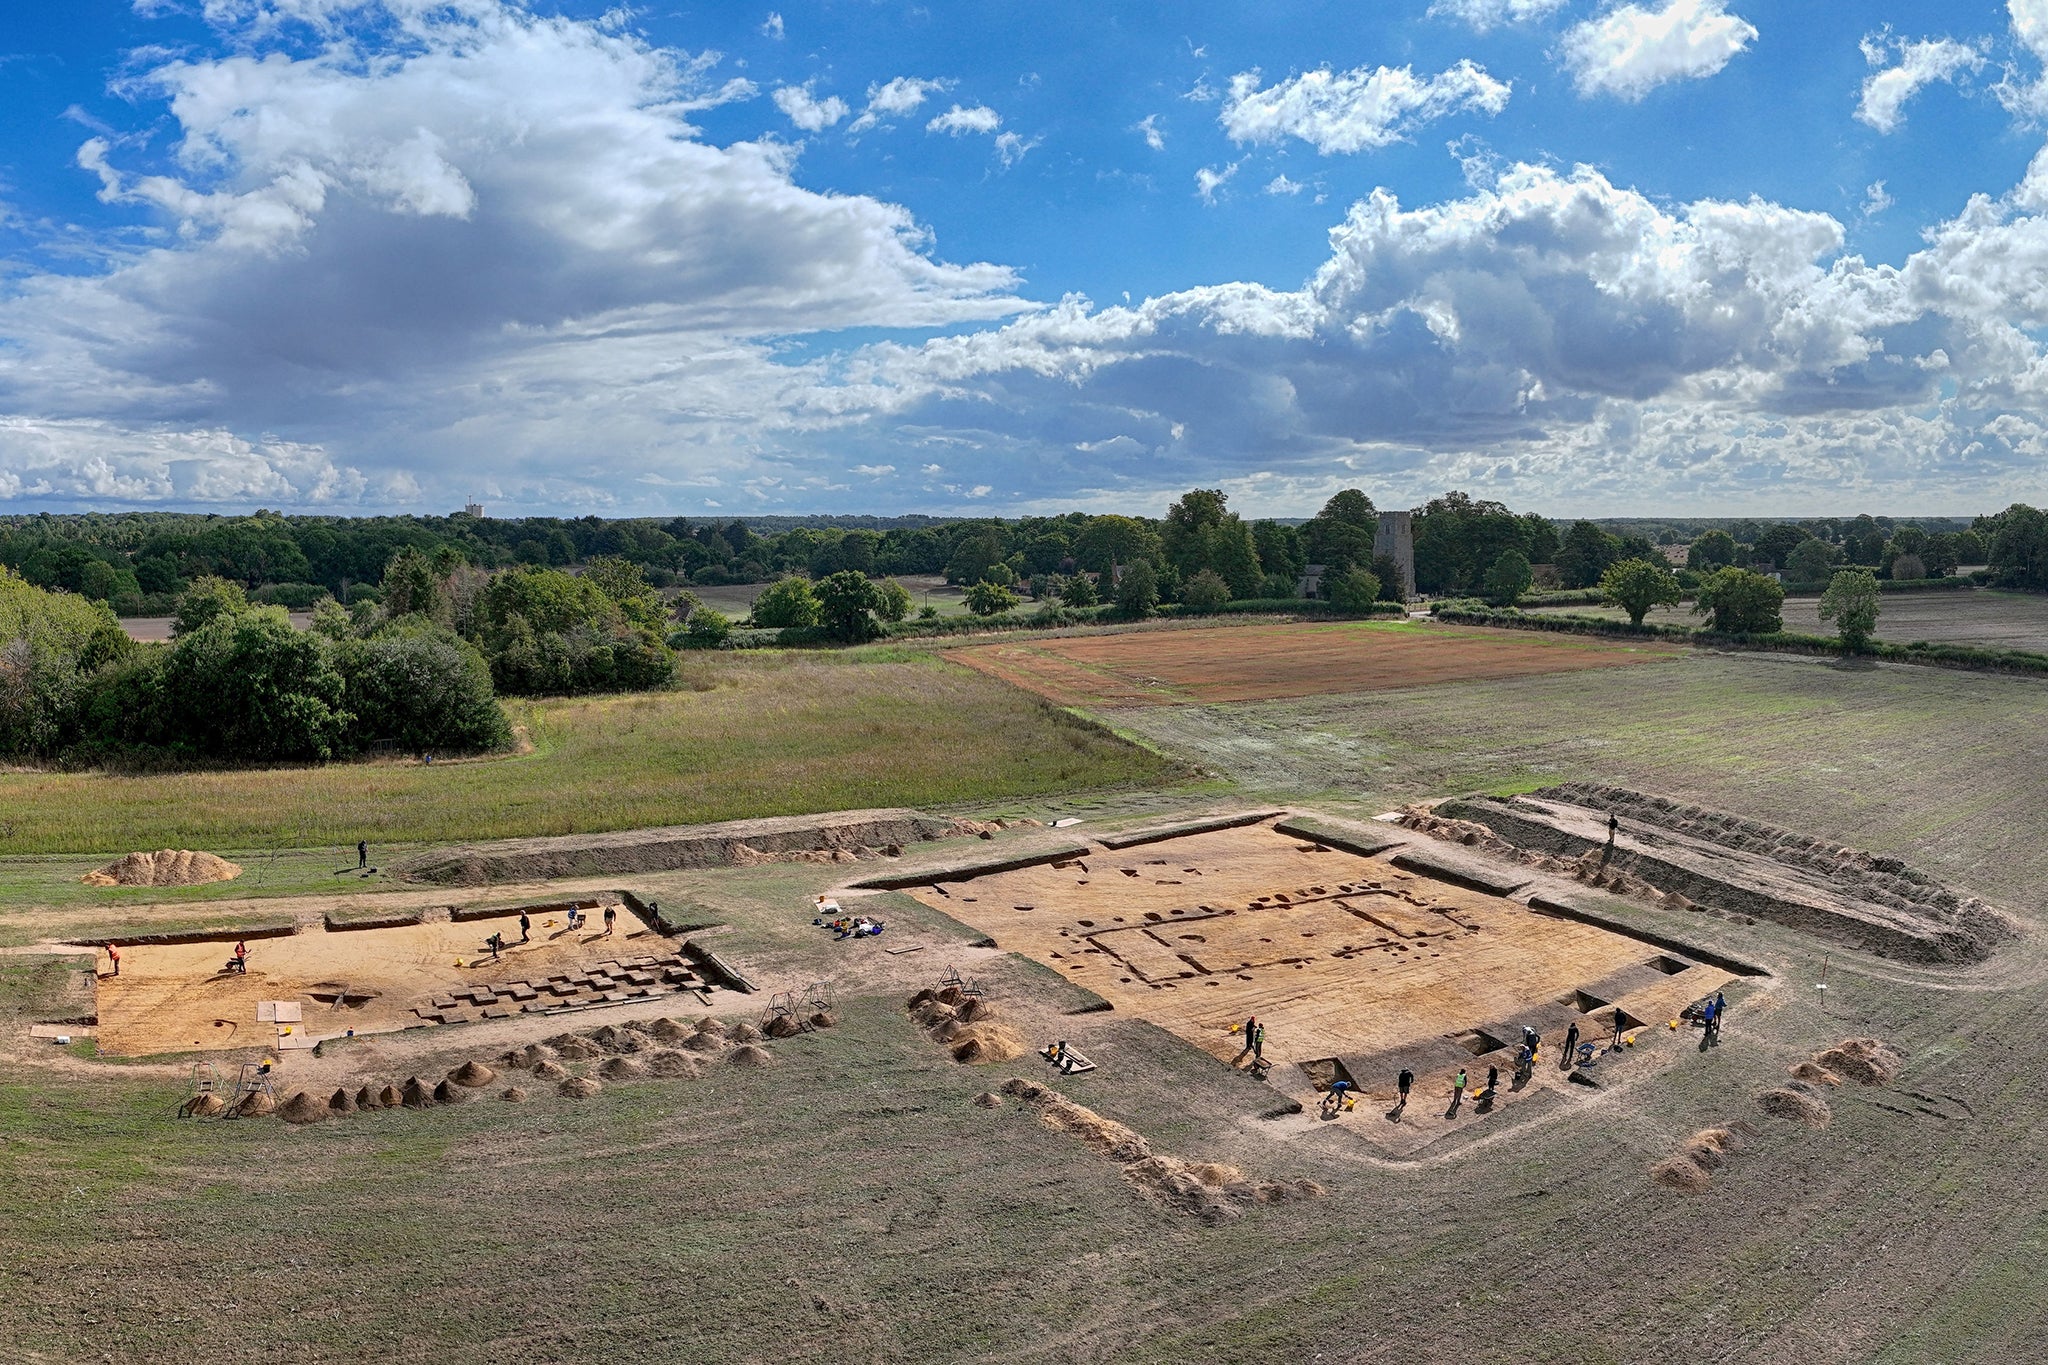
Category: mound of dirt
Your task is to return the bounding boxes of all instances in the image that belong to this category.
[624,1017,658,1035]
[598,1057,648,1081]
[277,1091,327,1124]
[554,1038,603,1061]
[377,1084,403,1108]
[590,1025,639,1055]
[184,1093,226,1117]
[448,1061,497,1088]
[763,1015,803,1039]
[728,1022,764,1043]
[908,988,937,1008]
[1651,1156,1713,1193]
[683,1031,726,1054]
[950,1023,1027,1064]
[532,1059,569,1080]
[1816,1037,1902,1085]
[328,1088,356,1114]
[1789,1061,1842,1086]
[957,998,997,1024]
[727,1044,775,1067]
[651,1018,692,1041]
[236,1091,276,1117]
[501,1087,529,1102]
[931,1019,963,1043]
[695,1016,730,1037]
[83,849,243,888]
[936,986,966,1007]
[401,1078,435,1109]
[913,1001,956,1027]
[433,1079,468,1105]
[809,1011,837,1029]
[559,1076,602,1098]
[1757,1087,1831,1127]
[354,1086,377,1109]
[647,1050,701,1078]
[973,1091,1003,1108]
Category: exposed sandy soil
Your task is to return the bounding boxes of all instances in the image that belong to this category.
[954,620,1677,707]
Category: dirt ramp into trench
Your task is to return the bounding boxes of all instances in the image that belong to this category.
[393,809,964,886]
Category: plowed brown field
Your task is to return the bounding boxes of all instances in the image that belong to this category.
[953,621,1678,707]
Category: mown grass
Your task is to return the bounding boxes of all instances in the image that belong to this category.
[0,654,1184,855]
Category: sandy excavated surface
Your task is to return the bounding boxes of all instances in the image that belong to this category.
[94,900,672,1056]
[908,822,1734,1130]
[953,621,1676,708]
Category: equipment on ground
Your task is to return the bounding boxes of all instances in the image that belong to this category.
[1040,1040,1096,1076]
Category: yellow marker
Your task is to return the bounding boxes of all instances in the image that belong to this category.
[454,958,465,968]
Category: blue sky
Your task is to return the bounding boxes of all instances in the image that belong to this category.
[3,0,2048,517]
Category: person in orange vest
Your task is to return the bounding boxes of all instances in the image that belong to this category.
[106,944,120,978]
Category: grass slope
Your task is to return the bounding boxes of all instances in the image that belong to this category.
[0,654,1182,855]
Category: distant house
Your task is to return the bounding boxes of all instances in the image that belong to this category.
[1297,564,1327,599]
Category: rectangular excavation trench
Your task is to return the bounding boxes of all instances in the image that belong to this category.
[905,820,1757,1077]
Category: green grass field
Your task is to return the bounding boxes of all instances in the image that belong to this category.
[0,652,1183,856]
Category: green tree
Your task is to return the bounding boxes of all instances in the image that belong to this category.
[1785,538,1837,584]
[1326,566,1384,613]
[1692,567,1785,634]
[1598,557,1682,626]
[1483,550,1534,607]
[750,576,820,629]
[337,624,510,754]
[380,546,441,620]
[309,597,355,641]
[1889,553,1927,581]
[583,556,666,629]
[964,580,1021,616]
[1114,560,1159,618]
[172,576,250,637]
[683,607,732,647]
[1817,569,1881,651]
[1180,569,1230,611]
[1057,573,1099,608]
[1556,521,1624,588]
[1302,489,1378,570]
[876,579,914,623]
[1072,515,1161,574]
[78,560,120,603]
[1686,530,1739,572]
[815,570,884,642]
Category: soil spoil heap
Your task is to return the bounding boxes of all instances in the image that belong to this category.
[448,1061,496,1088]
[278,1091,327,1124]
[83,850,243,888]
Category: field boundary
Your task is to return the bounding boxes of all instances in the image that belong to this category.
[1098,811,1283,849]
[1527,892,1771,977]
[846,842,1093,890]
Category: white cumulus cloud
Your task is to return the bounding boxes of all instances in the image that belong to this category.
[1428,0,1569,34]
[1137,114,1165,150]
[1856,35,1984,133]
[849,76,950,132]
[1562,0,1758,102]
[773,81,850,131]
[1221,61,1511,154]
[927,104,1002,136]
[1195,161,1239,203]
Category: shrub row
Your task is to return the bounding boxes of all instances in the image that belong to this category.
[1433,604,2048,677]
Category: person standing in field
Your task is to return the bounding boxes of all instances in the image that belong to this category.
[603,906,617,937]
[1450,1068,1467,1116]
[106,944,120,978]
[1250,1020,1266,1068]
[1234,1016,1258,1067]
[1396,1068,1414,1111]
[1563,1021,1581,1069]
[357,840,368,869]
[519,912,531,944]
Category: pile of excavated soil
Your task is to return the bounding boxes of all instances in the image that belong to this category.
[278,1091,327,1124]
[728,1022,764,1043]
[995,1077,1320,1222]
[328,1088,356,1114]
[951,1024,1027,1064]
[502,1087,528,1102]
[809,1011,837,1029]
[503,1043,557,1070]
[973,1091,1003,1109]
[651,1018,692,1041]
[401,1078,435,1109]
[448,1061,496,1088]
[683,1031,726,1054]
[559,1076,602,1098]
[554,1038,603,1061]
[590,1025,642,1055]
[1651,1156,1713,1193]
[1789,1061,1841,1086]
[763,1015,803,1039]
[695,1017,730,1036]
[1757,1086,1831,1127]
[1816,1037,1902,1085]
[236,1091,276,1117]
[354,1086,378,1109]
[647,1050,701,1078]
[432,1079,468,1105]
[532,1060,569,1081]
[83,849,243,888]
[598,1057,648,1081]
[184,1093,226,1117]
[1652,1126,1746,1193]
[727,1044,774,1067]
[957,998,996,1024]
[377,1084,403,1108]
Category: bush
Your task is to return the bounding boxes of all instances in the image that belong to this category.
[1692,567,1785,634]
[1058,573,1100,608]
[252,582,330,610]
[339,625,510,754]
[682,607,732,649]
[750,576,821,629]
[966,579,1022,616]
[1326,566,1383,613]
[1818,569,1880,652]
[1180,569,1230,612]
[1483,550,1533,607]
[1114,561,1159,619]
